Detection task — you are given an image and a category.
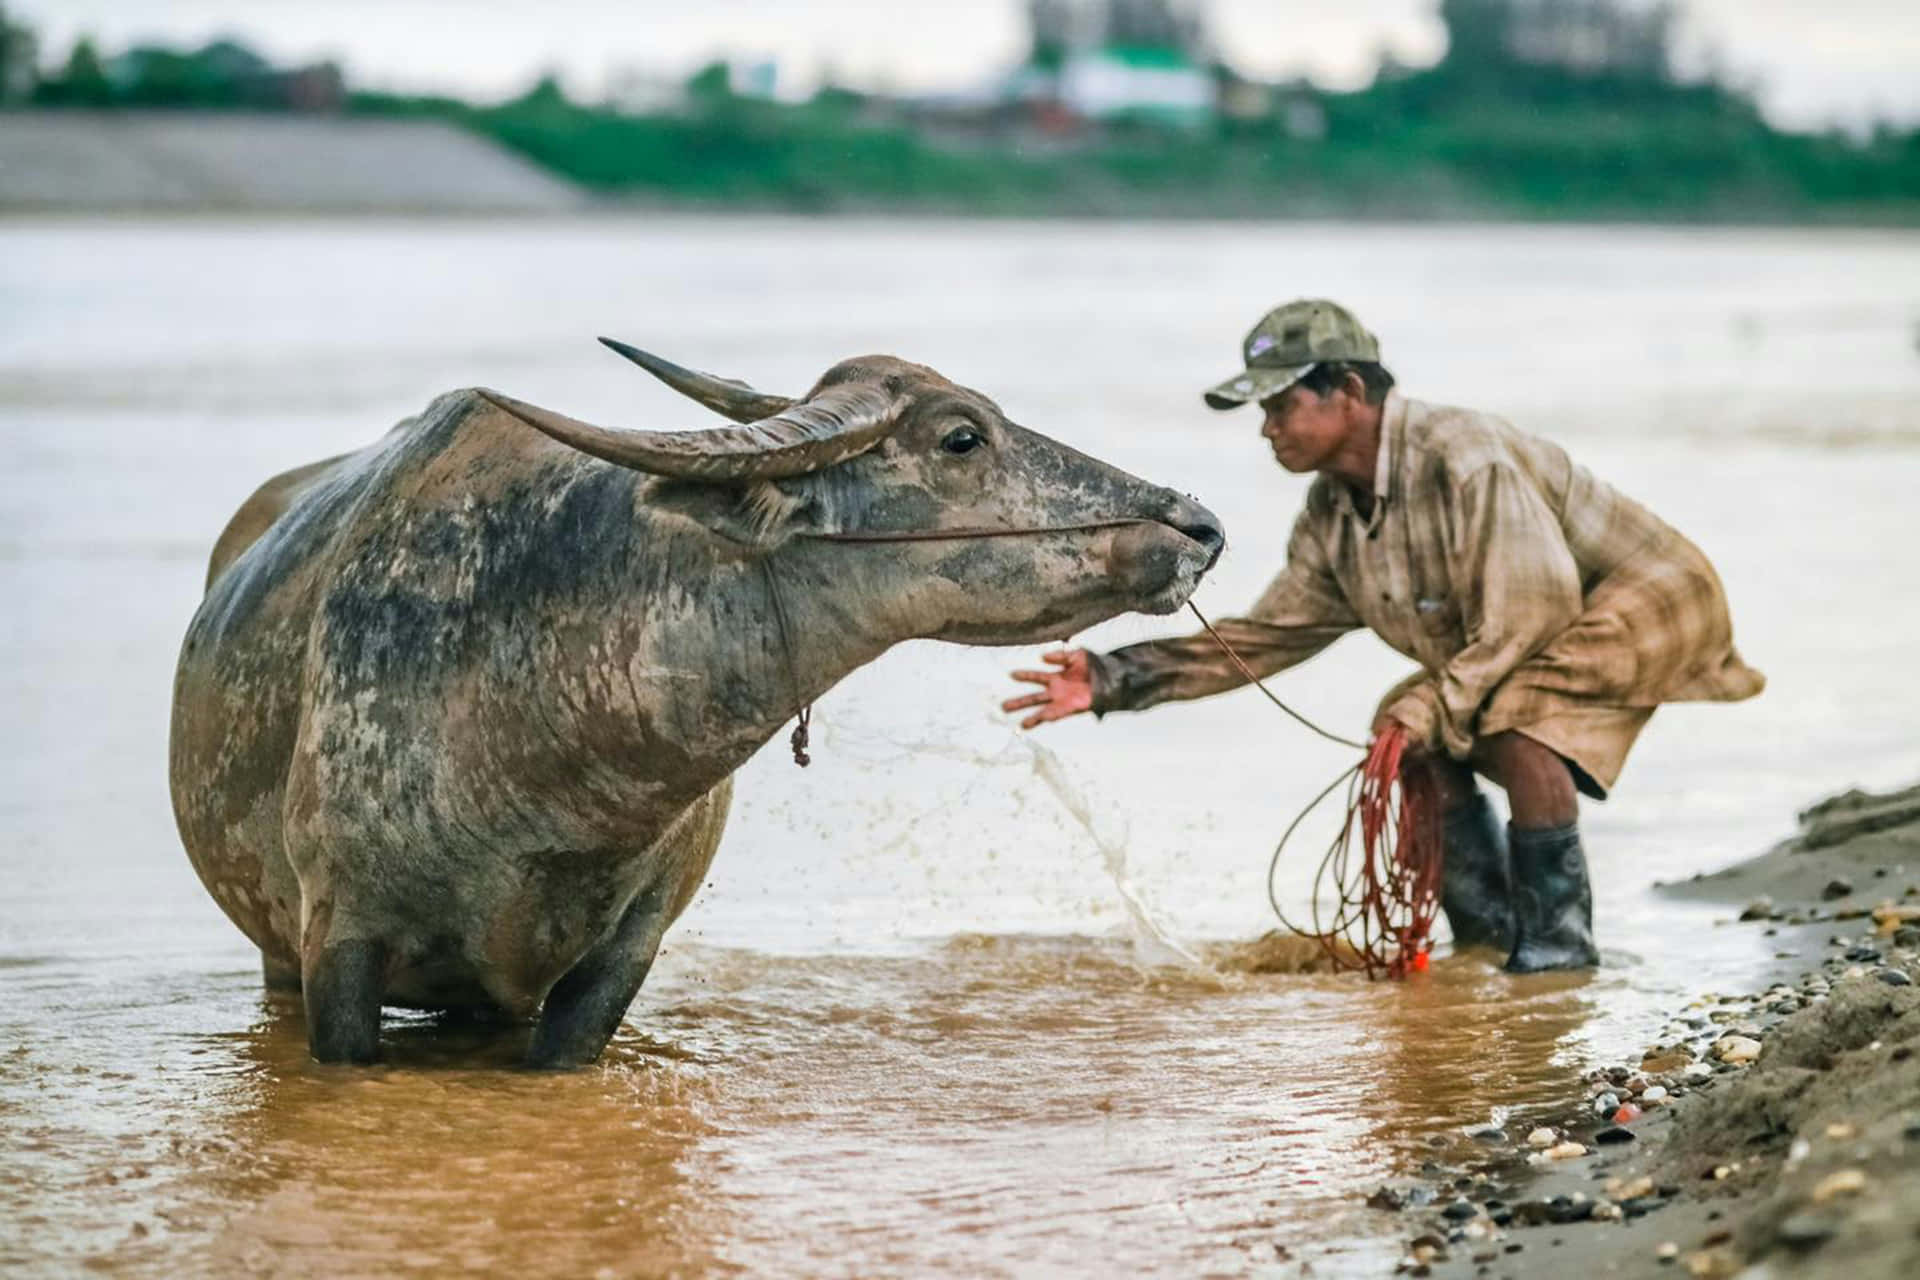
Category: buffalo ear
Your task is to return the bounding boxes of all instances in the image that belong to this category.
[649,478,826,549]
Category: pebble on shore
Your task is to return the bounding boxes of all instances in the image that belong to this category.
[1810,1168,1869,1203]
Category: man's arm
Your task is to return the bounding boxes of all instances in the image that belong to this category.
[1383,462,1583,758]
[1003,507,1360,727]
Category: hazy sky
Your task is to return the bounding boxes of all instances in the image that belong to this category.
[18,1,1920,129]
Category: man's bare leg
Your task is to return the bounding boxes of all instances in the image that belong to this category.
[1473,732,1578,829]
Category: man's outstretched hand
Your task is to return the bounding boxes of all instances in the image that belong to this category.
[1002,648,1094,730]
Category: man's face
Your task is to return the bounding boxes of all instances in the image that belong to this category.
[1259,382,1349,473]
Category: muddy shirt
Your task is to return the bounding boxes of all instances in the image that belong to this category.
[1089,393,1764,787]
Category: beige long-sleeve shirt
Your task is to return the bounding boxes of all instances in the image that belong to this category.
[1090,394,1763,781]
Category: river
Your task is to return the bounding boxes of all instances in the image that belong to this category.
[3,216,1918,1276]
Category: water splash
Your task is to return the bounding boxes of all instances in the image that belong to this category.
[1020,739,1209,974]
[824,718,1208,973]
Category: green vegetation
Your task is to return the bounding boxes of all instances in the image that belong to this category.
[353,64,1919,222]
[353,76,1069,214]
[7,0,1918,223]
[1306,57,1920,219]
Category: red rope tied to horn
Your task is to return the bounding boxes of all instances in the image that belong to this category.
[1188,603,1443,980]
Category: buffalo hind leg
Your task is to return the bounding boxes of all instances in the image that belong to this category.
[528,890,671,1070]
[303,937,389,1065]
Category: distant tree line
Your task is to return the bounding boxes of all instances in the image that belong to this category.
[0,4,341,111]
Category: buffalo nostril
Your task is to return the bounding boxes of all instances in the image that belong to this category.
[1178,521,1224,551]
[1159,492,1225,564]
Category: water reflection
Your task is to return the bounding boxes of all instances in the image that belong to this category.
[221,1007,721,1275]
[1355,959,1596,1162]
[2,978,729,1278]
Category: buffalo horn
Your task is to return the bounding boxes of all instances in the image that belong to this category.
[598,337,796,424]
[476,385,900,482]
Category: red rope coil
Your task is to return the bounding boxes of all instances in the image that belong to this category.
[1185,603,1444,979]
[1272,726,1444,979]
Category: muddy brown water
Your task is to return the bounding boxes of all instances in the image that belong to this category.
[1,937,1708,1276]
[4,218,1919,1275]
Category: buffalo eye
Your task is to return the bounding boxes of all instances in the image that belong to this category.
[940,426,987,456]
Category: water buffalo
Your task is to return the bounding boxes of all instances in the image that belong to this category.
[170,342,1224,1067]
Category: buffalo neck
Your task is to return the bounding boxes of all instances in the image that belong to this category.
[594,512,897,809]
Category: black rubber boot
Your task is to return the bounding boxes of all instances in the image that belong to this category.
[1439,791,1513,952]
[1504,822,1600,972]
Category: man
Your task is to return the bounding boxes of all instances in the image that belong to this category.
[1002,299,1763,972]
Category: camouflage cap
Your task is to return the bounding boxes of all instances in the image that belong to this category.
[1202,298,1382,410]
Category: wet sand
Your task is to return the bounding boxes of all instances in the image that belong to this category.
[1395,784,1920,1280]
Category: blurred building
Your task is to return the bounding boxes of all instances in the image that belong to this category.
[1029,0,1207,56]
[0,3,35,103]
[727,59,781,101]
[1441,0,1677,79]
[1015,0,1215,130]
[605,66,686,115]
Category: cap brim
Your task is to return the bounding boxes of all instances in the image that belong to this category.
[1201,363,1315,411]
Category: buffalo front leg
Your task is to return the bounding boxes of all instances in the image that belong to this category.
[527,890,672,1070]
[300,900,389,1064]
[262,952,303,992]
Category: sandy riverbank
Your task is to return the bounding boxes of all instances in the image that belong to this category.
[1367,784,1920,1279]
